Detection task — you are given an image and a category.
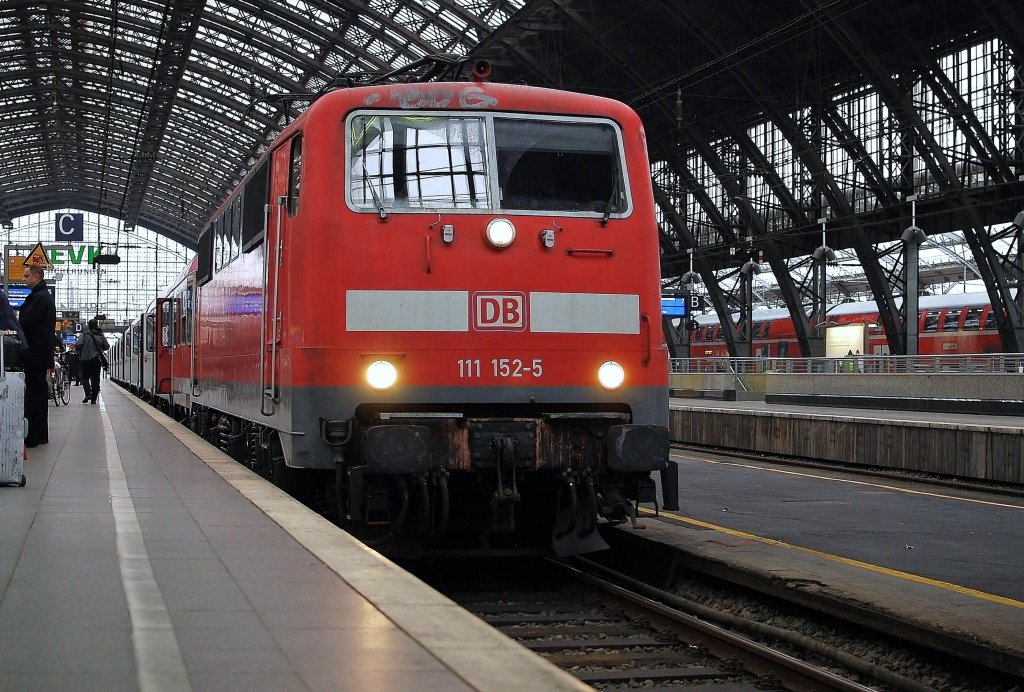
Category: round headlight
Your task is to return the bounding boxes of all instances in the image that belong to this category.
[485,218,516,248]
[597,361,625,390]
[366,360,398,390]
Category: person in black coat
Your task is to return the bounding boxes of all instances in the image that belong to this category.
[62,345,81,385]
[18,265,56,447]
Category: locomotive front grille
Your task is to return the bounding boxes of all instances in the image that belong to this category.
[365,410,633,473]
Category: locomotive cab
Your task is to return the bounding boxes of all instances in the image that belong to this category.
[189,76,675,558]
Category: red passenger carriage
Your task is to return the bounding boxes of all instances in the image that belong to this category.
[689,292,1002,358]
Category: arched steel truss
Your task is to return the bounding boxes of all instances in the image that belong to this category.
[2,0,1024,353]
[0,0,526,248]
[478,0,1024,354]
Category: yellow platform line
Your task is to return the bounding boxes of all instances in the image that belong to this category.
[674,454,1024,510]
[642,506,1024,609]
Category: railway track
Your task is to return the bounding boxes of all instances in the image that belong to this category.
[414,558,876,690]
[412,552,1023,690]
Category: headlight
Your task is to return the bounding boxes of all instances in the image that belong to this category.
[597,360,625,390]
[485,218,516,248]
[366,360,398,390]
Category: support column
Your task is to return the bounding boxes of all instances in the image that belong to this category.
[810,233,834,358]
[902,220,926,356]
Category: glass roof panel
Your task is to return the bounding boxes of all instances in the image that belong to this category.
[0,0,527,247]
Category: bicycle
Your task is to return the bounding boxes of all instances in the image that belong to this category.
[51,364,71,406]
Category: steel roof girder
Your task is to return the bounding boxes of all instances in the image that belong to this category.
[121,0,205,231]
[673,3,905,353]
[813,1,1024,350]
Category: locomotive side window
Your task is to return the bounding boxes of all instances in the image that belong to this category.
[288,136,302,217]
[181,288,192,346]
[242,161,270,252]
[494,119,625,214]
[230,196,242,262]
[350,115,489,210]
[197,227,212,285]
[213,216,224,273]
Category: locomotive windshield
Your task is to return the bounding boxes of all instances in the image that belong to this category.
[348,113,628,216]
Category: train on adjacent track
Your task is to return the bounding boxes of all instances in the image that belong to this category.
[109,61,677,557]
[687,291,1002,358]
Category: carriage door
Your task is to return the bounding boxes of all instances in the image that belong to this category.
[262,134,301,416]
[155,298,174,394]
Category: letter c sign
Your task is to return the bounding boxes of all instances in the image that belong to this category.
[55,213,84,242]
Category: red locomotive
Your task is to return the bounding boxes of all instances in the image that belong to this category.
[110,62,675,556]
[688,291,1001,357]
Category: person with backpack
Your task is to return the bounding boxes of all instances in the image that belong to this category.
[75,318,109,404]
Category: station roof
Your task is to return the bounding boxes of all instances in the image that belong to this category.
[0,0,527,249]
[2,0,1020,265]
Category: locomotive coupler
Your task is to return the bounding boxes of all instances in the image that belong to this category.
[489,436,520,535]
[431,469,450,538]
[553,470,579,541]
[552,470,609,557]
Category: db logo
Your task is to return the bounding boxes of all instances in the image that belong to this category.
[473,292,527,331]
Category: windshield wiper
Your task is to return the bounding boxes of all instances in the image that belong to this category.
[600,170,622,226]
[362,160,388,221]
[353,119,388,221]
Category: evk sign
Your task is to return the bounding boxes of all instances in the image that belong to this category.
[473,292,527,331]
[55,213,84,242]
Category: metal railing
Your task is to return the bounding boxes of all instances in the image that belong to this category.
[670,354,1024,375]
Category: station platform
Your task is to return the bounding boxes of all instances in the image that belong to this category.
[669,396,1024,429]
[668,397,1024,485]
[0,384,585,691]
[626,445,1024,677]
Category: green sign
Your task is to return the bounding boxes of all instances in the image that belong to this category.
[48,246,103,265]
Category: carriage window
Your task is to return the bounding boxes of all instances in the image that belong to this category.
[761,321,772,338]
[132,324,141,355]
[922,311,940,332]
[288,135,302,217]
[350,114,488,210]
[146,313,156,351]
[161,301,174,347]
[963,307,982,330]
[940,308,962,331]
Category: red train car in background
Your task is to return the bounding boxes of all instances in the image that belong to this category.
[111,62,675,556]
[689,291,1001,357]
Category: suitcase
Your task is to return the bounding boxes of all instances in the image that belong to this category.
[0,372,26,487]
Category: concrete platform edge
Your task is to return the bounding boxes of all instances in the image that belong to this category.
[123,394,588,692]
